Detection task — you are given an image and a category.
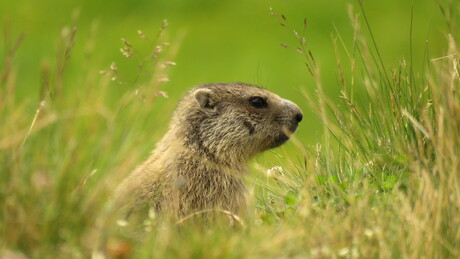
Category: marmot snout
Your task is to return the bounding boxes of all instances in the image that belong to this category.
[115,83,302,219]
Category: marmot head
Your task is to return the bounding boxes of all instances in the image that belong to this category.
[172,83,303,167]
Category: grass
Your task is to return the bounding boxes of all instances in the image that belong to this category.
[1,2,459,258]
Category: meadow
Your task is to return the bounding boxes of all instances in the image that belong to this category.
[1,0,459,258]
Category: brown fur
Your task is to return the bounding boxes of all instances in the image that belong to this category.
[115,83,302,219]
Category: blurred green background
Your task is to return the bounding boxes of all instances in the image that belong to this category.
[0,0,449,147]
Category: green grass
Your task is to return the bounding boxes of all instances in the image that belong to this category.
[1,1,460,258]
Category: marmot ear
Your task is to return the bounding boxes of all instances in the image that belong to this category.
[194,88,215,109]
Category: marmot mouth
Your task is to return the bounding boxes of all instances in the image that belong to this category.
[269,123,298,149]
[288,124,298,133]
[270,133,290,148]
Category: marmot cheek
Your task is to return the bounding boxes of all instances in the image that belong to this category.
[243,120,255,136]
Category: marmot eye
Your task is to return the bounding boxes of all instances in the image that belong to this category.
[249,97,268,108]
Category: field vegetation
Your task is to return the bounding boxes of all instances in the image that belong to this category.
[1,0,459,258]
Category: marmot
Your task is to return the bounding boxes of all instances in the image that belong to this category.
[115,83,303,220]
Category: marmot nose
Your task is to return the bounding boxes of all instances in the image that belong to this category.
[295,113,303,123]
[283,98,303,124]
